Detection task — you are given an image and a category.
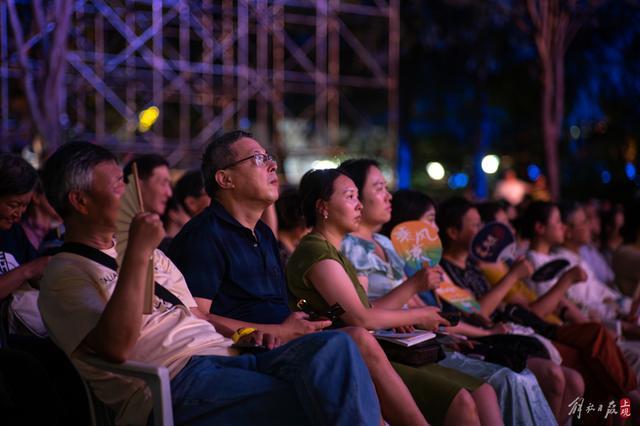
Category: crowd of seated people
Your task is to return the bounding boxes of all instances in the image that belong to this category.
[1,130,640,425]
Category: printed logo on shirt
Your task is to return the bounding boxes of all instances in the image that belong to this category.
[0,251,19,273]
[99,271,118,286]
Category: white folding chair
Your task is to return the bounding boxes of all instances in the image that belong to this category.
[80,355,174,426]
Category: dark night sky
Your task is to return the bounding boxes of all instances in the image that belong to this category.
[397,0,640,201]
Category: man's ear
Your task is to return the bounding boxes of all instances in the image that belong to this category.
[534,221,546,236]
[68,190,90,215]
[184,196,199,216]
[445,226,459,242]
[214,170,235,190]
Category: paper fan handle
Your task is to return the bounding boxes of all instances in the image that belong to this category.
[422,261,443,309]
[131,163,145,213]
[143,257,154,314]
[132,162,154,314]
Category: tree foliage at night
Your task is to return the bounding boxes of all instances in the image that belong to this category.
[400,0,640,201]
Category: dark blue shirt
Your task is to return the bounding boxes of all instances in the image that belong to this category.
[168,200,291,324]
[0,224,38,275]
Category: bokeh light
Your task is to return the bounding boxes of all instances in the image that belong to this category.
[426,162,445,180]
[481,155,500,174]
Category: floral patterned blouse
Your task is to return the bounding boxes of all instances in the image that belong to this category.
[341,233,406,301]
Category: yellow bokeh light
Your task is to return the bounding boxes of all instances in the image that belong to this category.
[138,106,160,132]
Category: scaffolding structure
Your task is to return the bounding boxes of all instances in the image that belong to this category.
[0,0,399,170]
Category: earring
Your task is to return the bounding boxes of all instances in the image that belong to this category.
[323,212,328,220]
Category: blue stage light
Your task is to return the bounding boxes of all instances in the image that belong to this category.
[527,164,541,181]
[625,163,636,180]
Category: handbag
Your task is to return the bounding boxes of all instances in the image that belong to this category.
[495,304,558,339]
[464,334,549,372]
[376,338,445,367]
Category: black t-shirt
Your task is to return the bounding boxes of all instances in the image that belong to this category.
[0,224,38,276]
[169,200,291,324]
[440,257,491,299]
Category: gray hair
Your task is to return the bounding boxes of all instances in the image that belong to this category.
[41,142,117,218]
[201,130,252,197]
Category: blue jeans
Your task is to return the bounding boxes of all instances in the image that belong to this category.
[170,331,380,426]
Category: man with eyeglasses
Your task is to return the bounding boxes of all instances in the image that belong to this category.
[169,131,300,332]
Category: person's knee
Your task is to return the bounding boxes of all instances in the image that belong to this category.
[564,367,585,396]
[545,364,566,396]
[472,383,498,401]
[449,389,478,421]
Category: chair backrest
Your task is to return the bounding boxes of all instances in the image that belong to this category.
[77,355,174,426]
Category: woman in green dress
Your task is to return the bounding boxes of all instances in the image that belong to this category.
[287,168,503,426]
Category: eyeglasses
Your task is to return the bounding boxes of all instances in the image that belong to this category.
[221,153,276,169]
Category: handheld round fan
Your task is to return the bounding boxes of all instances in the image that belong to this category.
[390,220,442,277]
[115,163,155,314]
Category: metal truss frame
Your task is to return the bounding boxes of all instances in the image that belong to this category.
[1,0,398,170]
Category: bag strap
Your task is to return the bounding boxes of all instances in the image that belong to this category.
[61,242,117,270]
[59,242,184,307]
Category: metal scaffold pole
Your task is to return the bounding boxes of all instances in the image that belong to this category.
[1,0,399,176]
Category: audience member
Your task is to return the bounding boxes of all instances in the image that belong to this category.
[274,187,310,266]
[601,204,625,265]
[123,154,172,215]
[0,154,48,336]
[613,202,640,297]
[580,199,615,285]
[476,201,564,324]
[20,175,62,252]
[174,170,211,217]
[158,195,191,253]
[157,169,210,253]
[438,197,533,318]
[379,189,436,238]
[555,202,631,327]
[0,152,87,425]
